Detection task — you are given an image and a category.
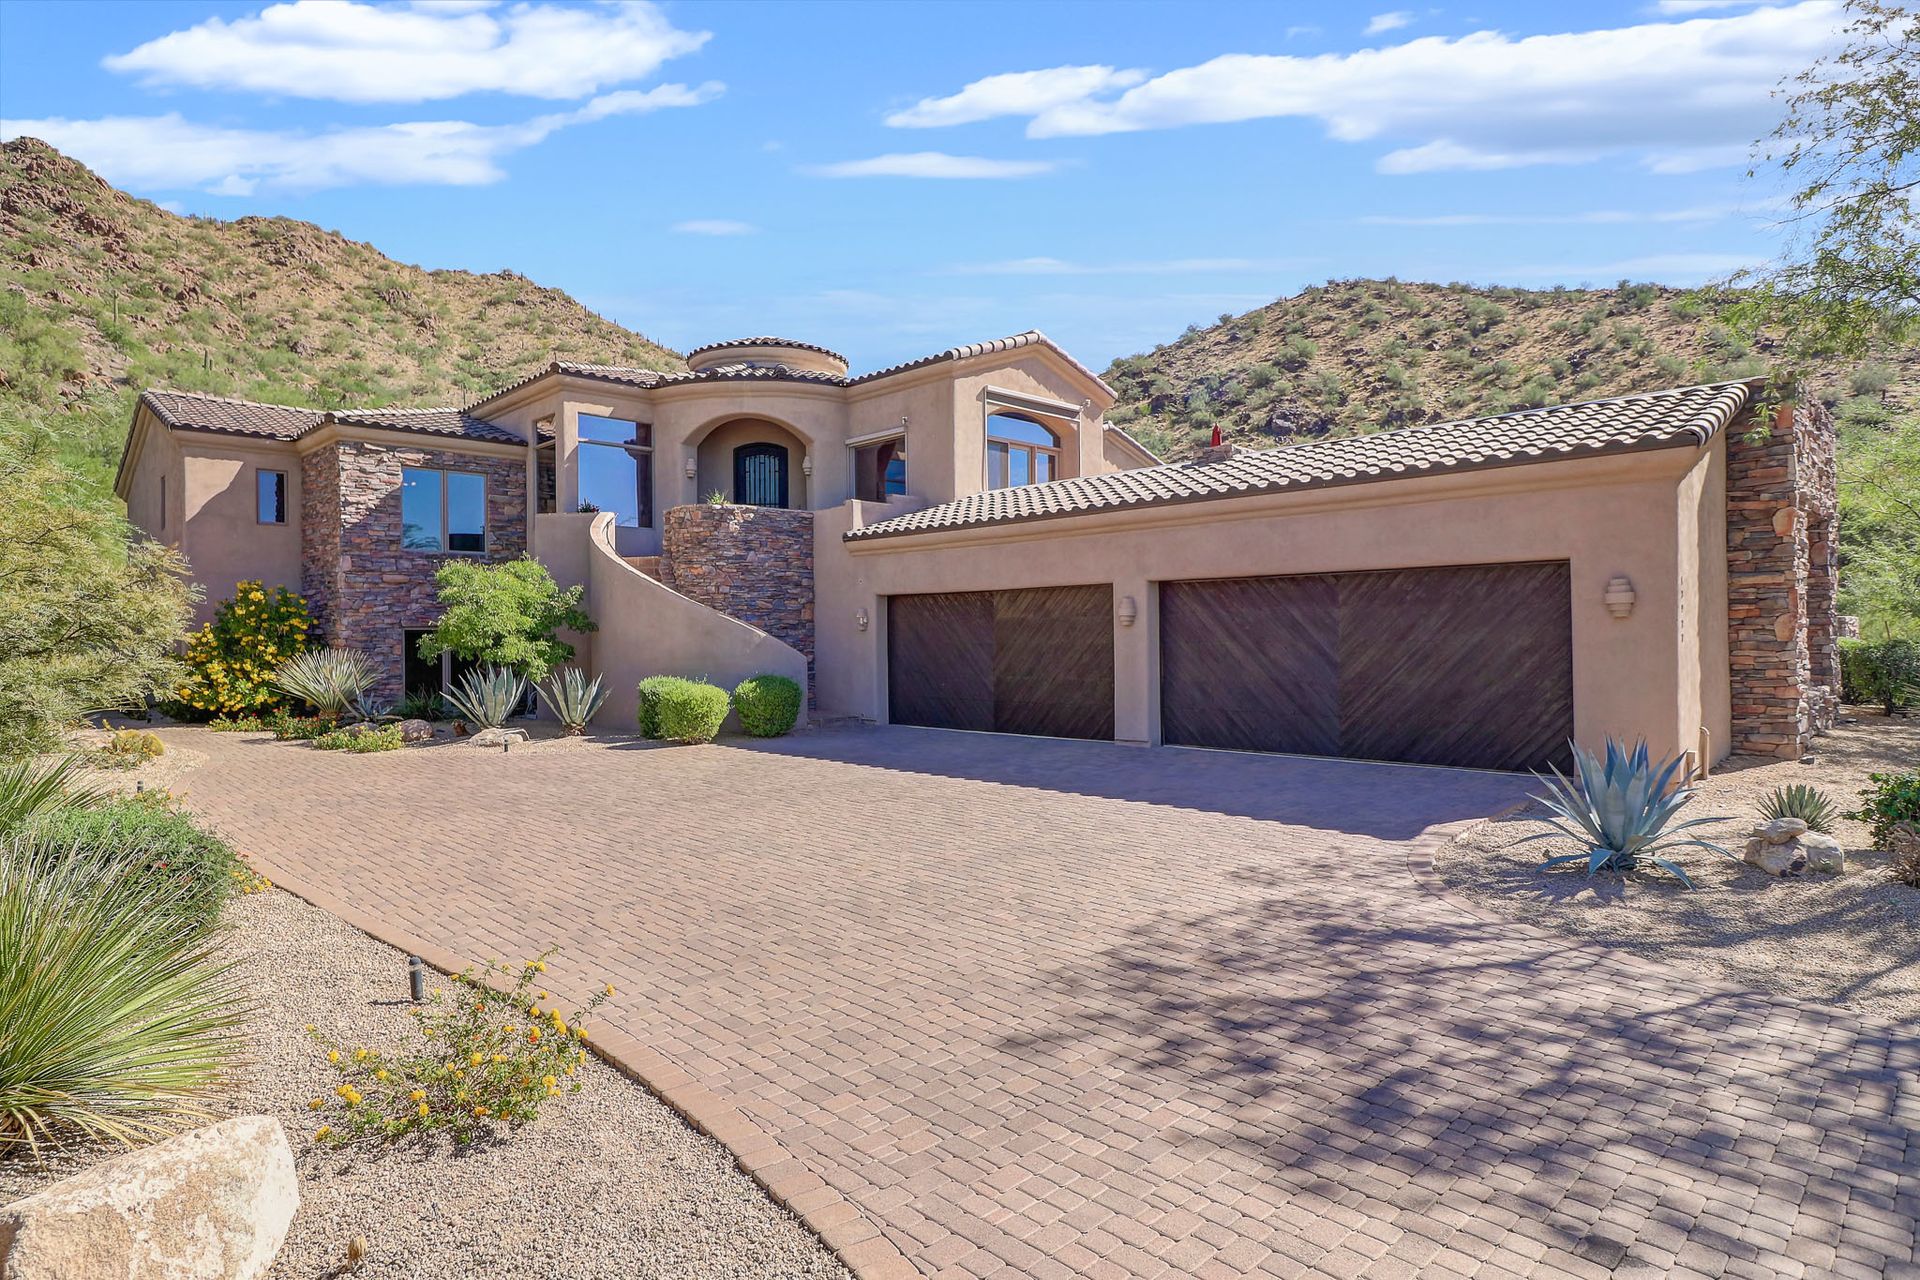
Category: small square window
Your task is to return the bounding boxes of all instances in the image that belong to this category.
[257,470,287,524]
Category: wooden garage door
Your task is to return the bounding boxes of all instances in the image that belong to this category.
[888,586,1114,741]
[1161,562,1573,772]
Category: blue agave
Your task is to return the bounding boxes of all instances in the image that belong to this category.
[1519,739,1733,888]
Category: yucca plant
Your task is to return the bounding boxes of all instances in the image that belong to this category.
[1519,739,1733,888]
[0,843,246,1155]
[0,755,105,835]
[536,668,607,734]
[1759,783,1838,834]
[445,665,529,730]
[273,648,378,721]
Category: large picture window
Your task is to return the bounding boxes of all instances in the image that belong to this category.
[576,414,653,528]
[986,412,1061,489]
[854,437,907,502]
[401,466,486,553]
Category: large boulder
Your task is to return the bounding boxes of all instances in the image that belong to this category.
[1800,832,1846,874]
[0,1116,297,1280]
[467,727,529,748]
[396,718,435,743]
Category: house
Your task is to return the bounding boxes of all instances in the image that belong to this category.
[116,332,1839,771]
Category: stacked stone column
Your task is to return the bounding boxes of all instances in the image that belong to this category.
[660,504,816,692]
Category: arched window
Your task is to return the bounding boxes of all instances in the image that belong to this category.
[986,412,1061,489]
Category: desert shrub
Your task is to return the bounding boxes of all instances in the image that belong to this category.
[268,712,331,741]
[419,558,595,681]
[94,729,165,770]
[1462,297,1506,335]
[1523,739,1731,887]
[536,668,607,734]
[1840,638,1920,714]
[1851,771,1920,852]
[207,713,270,732]
[174,582,313,718]
[396,687,448,721]
[305,953,610,1147]
[732,675,802,738]
[274,648,378,720]
[311,725,405,753]
[27,792,240,933]
[638,676,729,743]
[1274,336,1317,371]
[0,841,246,1153]
[1758,784,1838,834]
[1848,360,1895,398]
[445,666,528,730]
[0,755,105,834]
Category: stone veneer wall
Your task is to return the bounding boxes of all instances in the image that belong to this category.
[301,440,527,700]
[1725,401,1838,759]
[659,504,815,687]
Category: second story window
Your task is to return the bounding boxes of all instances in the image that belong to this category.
[854,437,907,502]
[401,466,485,553]
[257,469,287,524]
[986,412,1061,489]
[576,414,653,528]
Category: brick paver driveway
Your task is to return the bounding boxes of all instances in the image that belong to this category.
[178,726,1917,1280]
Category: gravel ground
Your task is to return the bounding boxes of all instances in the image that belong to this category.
[1434,710,1920,1022]
[1,888,852,1280]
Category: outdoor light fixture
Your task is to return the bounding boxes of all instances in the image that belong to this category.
[1604,575,1636,619]
[802,454,813,477]
[855,607,869,631]
[1117,595,1138,627]
[683,456,697,479]
[408,955,425,1003]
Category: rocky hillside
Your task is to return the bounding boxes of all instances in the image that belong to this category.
[0,137,681,489]
[1105,278,1919,460]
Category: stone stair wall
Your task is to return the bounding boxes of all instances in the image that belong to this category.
[659,504,815,690]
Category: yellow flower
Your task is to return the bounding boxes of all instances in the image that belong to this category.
[314,1125,332,1140]
[409,1089,426,1102]
[527,1027,542,1044]
[542,1075,556,1089]
[604,984,616,997]
[574,1025,587,1040]
[327,1049,340,1064]
[354,1048,369,1062]
[490,1053,506,1064]
[468,1052,484,1067]
[308,1097,326,1111]
[473,1106,490,1118]
[535,961,547,973]
[537,991,548,1001]
[374,1069,389,1081]
[417,1102,430,1117]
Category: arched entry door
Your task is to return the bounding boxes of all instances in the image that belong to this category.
[734,442,789,507]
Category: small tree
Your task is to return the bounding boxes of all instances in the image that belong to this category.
[417,558,594,681]
[0,426,195,754]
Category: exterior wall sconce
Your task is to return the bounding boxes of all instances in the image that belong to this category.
[1604,575,1636,619]
[1117,595,1138,627]
[854,608,870,632]
[683,456,697,480]
[802,454,813,477]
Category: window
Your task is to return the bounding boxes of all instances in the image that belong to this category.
[158,474,166,528]
[734,442,789,507]
[535,442,556,515]
[401,467,486,553]
[257,469,287,524]
[854,437,907,502]
[986,412,1061,489]
[576,414,653,527]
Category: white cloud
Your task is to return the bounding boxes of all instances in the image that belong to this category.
[1361,200,1783,226]
[942,256,1308,276]
[672,219,757,235]
[899,2,1843,174]
[0,83,721,194]
[805,152,1058,179]
[885,65,1146,128]
[103,0,708,104]
[1365,11,1415,35]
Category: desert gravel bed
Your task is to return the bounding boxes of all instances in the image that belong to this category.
[1,888,851,1280]
[1434,710,1920,1022]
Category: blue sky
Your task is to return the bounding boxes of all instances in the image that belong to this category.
[0,0,1846,371]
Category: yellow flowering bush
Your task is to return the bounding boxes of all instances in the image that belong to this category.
[306,949,611,1146]
[173,582,313,717]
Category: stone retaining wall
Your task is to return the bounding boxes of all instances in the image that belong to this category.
[301,440,527,700]
[1725,401,1838,759]
[659,504,814,687]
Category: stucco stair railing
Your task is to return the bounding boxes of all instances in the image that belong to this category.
[579,512,808,728]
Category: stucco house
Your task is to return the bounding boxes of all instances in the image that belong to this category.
[116,331,1838,773]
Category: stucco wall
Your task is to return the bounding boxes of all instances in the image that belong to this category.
[178,437,304,623]
[693,419,812,508]
[816,445,1721,765]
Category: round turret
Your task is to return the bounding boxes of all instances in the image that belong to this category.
[685,336,849,378]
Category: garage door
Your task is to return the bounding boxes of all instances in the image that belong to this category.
[888,585,1114,741]
[1160,562,1573,771]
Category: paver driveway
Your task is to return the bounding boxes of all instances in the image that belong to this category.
[177,726,1918,1280]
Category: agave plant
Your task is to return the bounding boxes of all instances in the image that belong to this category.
[273,648,378,720]
[1519,739,1733,888]
[445,665,529,730]
[0,755,105,835]
[0,842,246,1154]
[536,668,607,734]
[1759,783,1838,834]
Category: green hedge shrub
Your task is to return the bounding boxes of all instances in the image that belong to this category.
[732,674,802,738]
[637,676,729,743]
[1840,638,1919,714]
[27,794,240,935]
[1851,771,1920,852]
[311,725,405,753]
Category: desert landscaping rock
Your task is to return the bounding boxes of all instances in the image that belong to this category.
[0,1116,296,1280]
[466,726,530,747]
[1802,830,1846,873]
[395,718,434,742]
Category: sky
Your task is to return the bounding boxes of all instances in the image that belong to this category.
[0,0,1849,372]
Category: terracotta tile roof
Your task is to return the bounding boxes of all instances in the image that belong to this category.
[139,390,321,440]
[140,390,521,445]
[847,330,1116,396]
[845,380,1758,544]
[649,361,849,387]
[463,359,668,412]
[686,336,849,363]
